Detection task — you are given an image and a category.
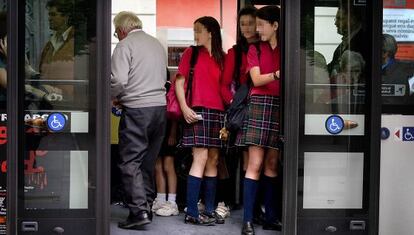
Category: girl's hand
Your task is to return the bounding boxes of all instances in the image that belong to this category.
[182,106,198,124]
[275,70,280,79]
[0,37,7,58]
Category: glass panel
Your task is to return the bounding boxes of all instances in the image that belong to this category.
[299,0,370,233]
[380,1,414,235]
[0,1,6,233]
[382,0,414,107]
[21,0,96,216]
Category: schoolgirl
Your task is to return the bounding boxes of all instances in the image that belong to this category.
[237,6,282,235]
[217,6,258,219]
[175,16,226,225]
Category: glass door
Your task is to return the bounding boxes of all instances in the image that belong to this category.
[5,0,110,234]
[379,1,414,234]
[295,0,379,234]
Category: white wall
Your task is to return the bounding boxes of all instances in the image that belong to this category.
[111,0,157,54]
[314,7,342,64]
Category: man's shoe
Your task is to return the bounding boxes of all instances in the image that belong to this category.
[263,220,282,231]
[202,211,225,224]
[118,211,151,229]
[241,222,255,235]
[184,214,215,226]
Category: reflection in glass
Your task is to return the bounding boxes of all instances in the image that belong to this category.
[304,1,367,115]
[23,0,96,212]
[382,1,414,102]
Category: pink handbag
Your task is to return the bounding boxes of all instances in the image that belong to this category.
[166,81,182,120]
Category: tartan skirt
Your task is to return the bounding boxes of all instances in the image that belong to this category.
[236,95,280,149]
[182,107,225,148]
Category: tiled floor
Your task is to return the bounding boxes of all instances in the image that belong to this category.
[111,205,280,235]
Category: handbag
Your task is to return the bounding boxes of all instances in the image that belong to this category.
[166,46,199,120]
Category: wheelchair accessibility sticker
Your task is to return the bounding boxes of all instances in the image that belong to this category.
[394,127,414,142]
[47,113,66,132]
[325,115,344,134]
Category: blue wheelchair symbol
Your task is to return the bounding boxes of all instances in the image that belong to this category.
[402,127,414,141]
[47,113,66,132]
[325,115,344,134]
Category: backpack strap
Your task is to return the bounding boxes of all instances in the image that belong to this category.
[185,46,200,104]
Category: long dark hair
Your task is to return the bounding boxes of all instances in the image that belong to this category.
[256,6,280,39]
[237,6,257,53]
[194,16,225,70]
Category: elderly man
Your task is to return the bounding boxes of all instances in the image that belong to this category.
[111,11,167,229]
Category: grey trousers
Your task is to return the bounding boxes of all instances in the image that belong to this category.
[118,106,166,215]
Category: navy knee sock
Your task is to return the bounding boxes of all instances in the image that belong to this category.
[203,176,217,214]
[263,175,278,223]
[243,178,259,223]
[186,175,202,217]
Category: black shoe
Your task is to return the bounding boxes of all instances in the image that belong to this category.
[263,220,282,231]
[118,211,151,229]
[184,214,215,226]
[242,222,255,235]
[202,211,225,224]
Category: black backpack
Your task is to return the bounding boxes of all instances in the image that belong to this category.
[225,43,260,133]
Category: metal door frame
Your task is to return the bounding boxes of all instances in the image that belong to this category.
[6,0,111,234]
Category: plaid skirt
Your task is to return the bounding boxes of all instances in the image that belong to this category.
[236,95,280,149]
[182,107,224,148]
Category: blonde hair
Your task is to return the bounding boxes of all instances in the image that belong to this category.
[113,11,142,31]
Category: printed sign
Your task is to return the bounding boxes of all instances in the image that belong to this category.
[402,127,414,141]
[47,113,66,132]
[325,115,344,134]
[382,84,407,96]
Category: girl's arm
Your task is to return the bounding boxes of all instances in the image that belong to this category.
[175,75,198,124]
[249,66,279,87]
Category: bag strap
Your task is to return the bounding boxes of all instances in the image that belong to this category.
[185,45,199,104]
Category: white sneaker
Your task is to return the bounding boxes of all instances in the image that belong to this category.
[215,202,230,218]
[152,199,166,212]
[183,200,205,213]
[155,201,179,216]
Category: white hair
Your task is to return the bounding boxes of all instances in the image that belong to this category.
[113,11,142,31]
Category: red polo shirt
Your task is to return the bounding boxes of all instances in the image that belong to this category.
[177,46,225,111]
[221,46,249,105]
[247,42,280,96]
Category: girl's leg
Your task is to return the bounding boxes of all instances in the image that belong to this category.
[163,155,177,202]
[243,146,265,223]
[154,157,166,211]
[203,148,219,215]
[186,147,208,218]
[262,149,281,230]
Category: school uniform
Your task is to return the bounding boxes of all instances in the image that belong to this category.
[177,46,225,148]
[239,42,282,228]
[221,46,249,105]
[236,42,281,149]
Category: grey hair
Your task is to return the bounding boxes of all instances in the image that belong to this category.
[382,33,397,58]
[340,50,365,71]
[113,11,142,31]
